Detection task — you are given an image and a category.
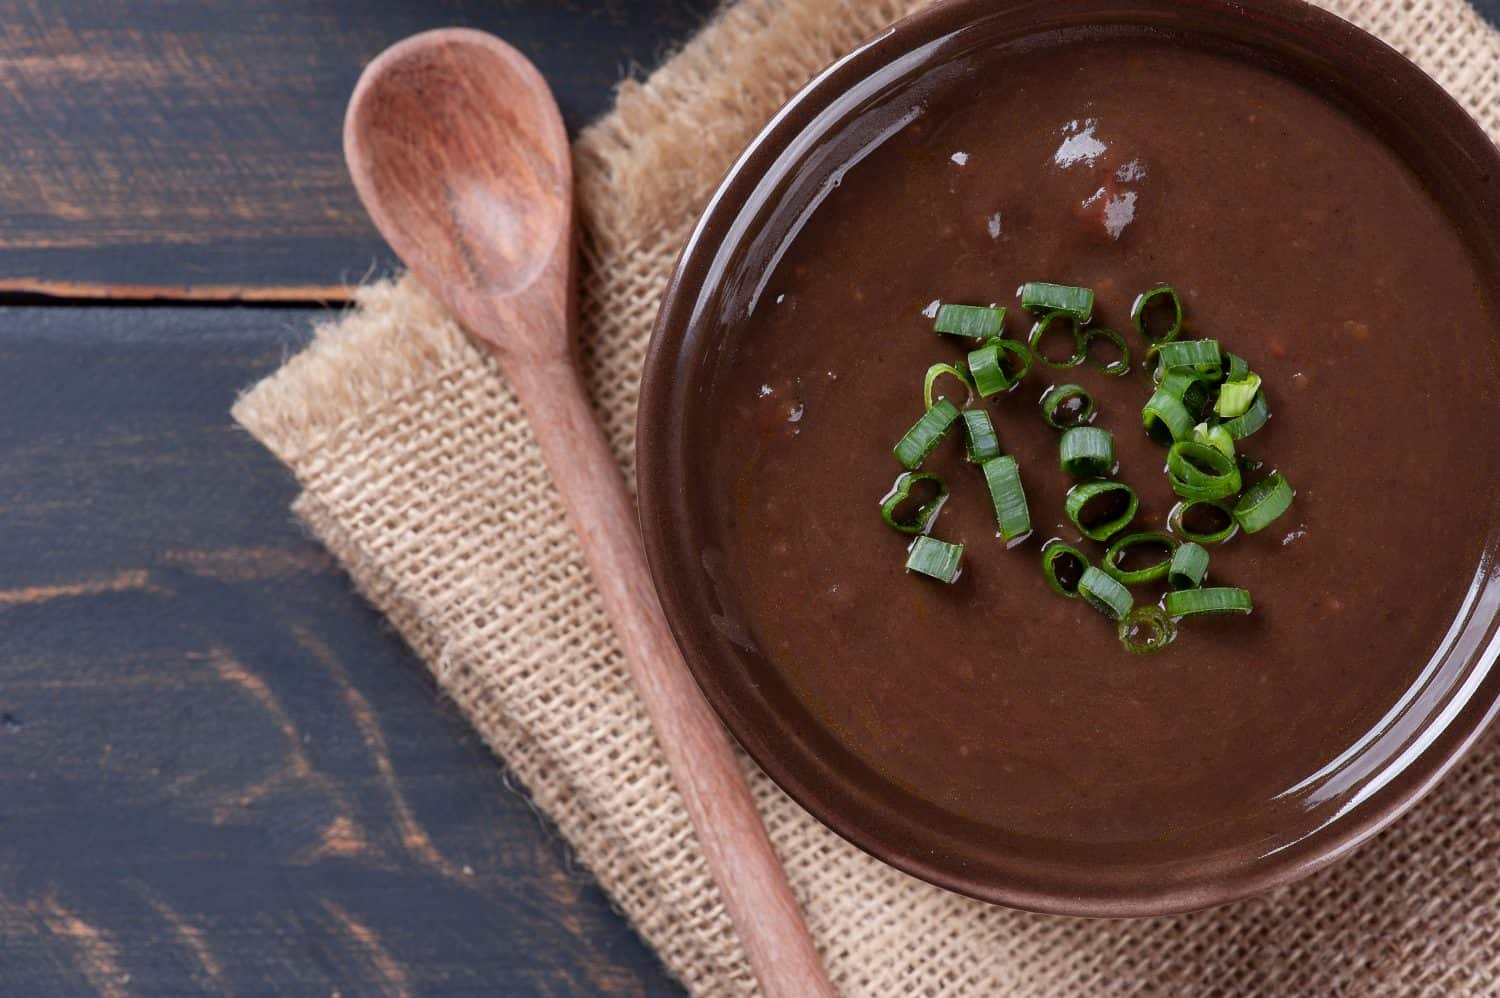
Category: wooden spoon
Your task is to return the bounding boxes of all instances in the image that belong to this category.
[344,29,834,998]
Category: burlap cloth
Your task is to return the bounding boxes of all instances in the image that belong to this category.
[233,1,1500,993]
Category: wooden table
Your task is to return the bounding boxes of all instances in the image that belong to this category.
[7,1,1500,994]
[0,2,715,993]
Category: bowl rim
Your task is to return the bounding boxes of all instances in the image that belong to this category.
[637,0,1500,915]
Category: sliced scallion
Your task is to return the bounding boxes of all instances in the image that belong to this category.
[1065,480,1138,542]
[1130,284,1183,343]
[1040,384,1095,429]
[1027,313,1086,368]
[1215,373,1263,418]
[879,472,948,535]
[1163,587,1252,618]
[1192,420,1235,459]
[1078,566,1133,620]
[1021,281,1094,321]
[1118,605,1177,654]
[1168,541,1209,590]
[934,303,1004,339]
[893,399,960,470]
[1223,390,1270,439]
[967,338,1031,396]
[1167,440,1243,501]
[1041,540,1089,598]
[1083,327,1130,376]
[1167,499,1239,545]
[1059,426,1115,478]
[961,408,1001,464]
[905,535,963,583]
[1233,471,1294,533]
[981,455,1031,544]
[1102,532,1179,586]
[923,362,973,410]
[1151,338,1222,381]
[1142,388,1195,444]
[1223,352,1250,382]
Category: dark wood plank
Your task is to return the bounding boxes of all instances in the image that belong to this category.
[0,0,718,302]
[0,305,683,996]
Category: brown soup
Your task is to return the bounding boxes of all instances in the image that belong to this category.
[698,39,1498,853]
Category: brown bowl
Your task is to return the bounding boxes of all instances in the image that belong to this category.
[637,0,1500,915]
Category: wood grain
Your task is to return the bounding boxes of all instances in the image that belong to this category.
[0,0,714,303]
[0,306,681,995]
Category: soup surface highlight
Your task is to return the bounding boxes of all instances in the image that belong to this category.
[703,39,1498,849]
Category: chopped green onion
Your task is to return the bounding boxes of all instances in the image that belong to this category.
[1215,373,1263,418]
[1102,532,1179,586]
[1167,440,1243,501]
[879,471,948,535]
[1130,284,1183,343]
[1065,481,1138,542]
[1083,327,1130,376]
[1168,499,1240,545]
[1040,384,1095,429]
[1027,313,1086,368]
[1223,352,1250,382]
[967,338,1031,396]
[981,455,1031,544]
[1118,605,1177,654]
[1041,541,1089,598]
[961,409,1001,464]
[905,535,963,583]
[1151,339,1222,381]
[923,362,973,410]
[1223,390,1270,439]
[1078,566,1133,620]
[1192,421,1235,459]
[934,303,1004,339]
[1059,426,1115,478]
[1168,541,1209,590]
[1233,471,1294,533]
[1142,388,1196,444]
[1158,370,1211,415]
[1163,587,1252,618]
[1021,281,1093,321]
[893,399,960,469]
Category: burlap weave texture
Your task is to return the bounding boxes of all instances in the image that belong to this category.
[234,1,1500,993]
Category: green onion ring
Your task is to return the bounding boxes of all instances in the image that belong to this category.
[905,535,963,583]
[1163,587,1252,618]
[1078,566,1133,620]
[1117,605,1177,654]
[1222,390,1270,439]
[879,471,948,535]
[961,408,1001,464]
[1041,540,1089,598]
[1233,471,1295,533]
[1083,327,1130,376]
[1167,440,1243,501]
[1059,425,1116,478]
[1028,313,1086,369]
[1192,420,1235,459]
[1167,499,1240,545]
[934,303,1004,339]
[1130,284,1184,343]
[1215,373,1263,418]
[1151,338,1221,381]
[981,455,1031,545]
[1223,352,1250,382]
[1142,387,1196,444]
[893,398,960,470]
[922,362,973,410]
[1168,541,1210,590]
[1102,532,1179,586]
[1065,480,1138,542]
[1040,383,1095,429]
[1021,281,1094,321]
[967,339,1031,396]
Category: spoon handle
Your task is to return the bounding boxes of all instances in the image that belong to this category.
[506,358,835,998]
